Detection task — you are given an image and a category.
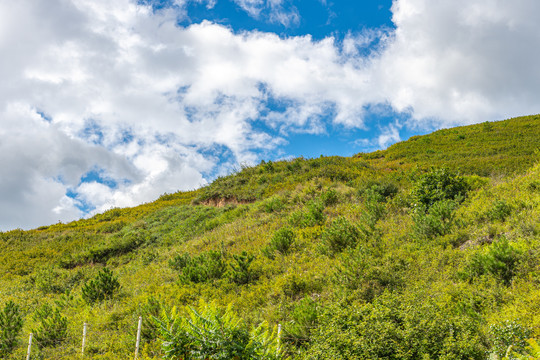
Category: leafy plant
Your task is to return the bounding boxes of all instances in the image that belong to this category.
[0,301,24,357]
[285,297,320,348]
[465,237,522,285]
[32,305,68,349]
[263,228,295,259]
[322,217,360,254]
[489,320,532,359]
[175,251,227,284]
[411,167,469,209]
[487,200,513,222]
[156,301,282,359]
[412,199,457,239]
[81,267,121,304]
[228,251,258,285]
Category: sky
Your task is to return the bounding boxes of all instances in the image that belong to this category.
[1,0,540,231]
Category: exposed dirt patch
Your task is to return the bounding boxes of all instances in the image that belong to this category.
[200,197,255,207]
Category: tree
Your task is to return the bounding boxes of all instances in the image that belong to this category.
[0,301,24,357]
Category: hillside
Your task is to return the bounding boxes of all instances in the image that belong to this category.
[1,114,540,359]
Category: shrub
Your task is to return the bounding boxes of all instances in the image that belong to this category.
[32,305,68,349]
[229,251,258,285]
[289,201,325,228]
[0,301,24,357]
[81,267,121,304]
[321,188,339,206]
[465,237,522,285]
[263,228,295,259]
[305,293,486,360]
[285,297,320,348]
[411,168,469,209]
[487,200,513,222]
[322,217,360,255]
[489,320,532,358]
[176,251,227,284]
[140,296,163,341]
[156,301,282,359]
[333,249,407,301]
[262,196,286,213]
[412,199,457,239]
[361,180,399,202]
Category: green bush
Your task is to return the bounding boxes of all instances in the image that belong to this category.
[81,267,121,304]
[32,305,68,349]
[229,251,258,285]
[487,200,513,222]
[156,301,282,359]
[411,168,469,209]
[0,301,23,357]
[489,320,532,358]
[322,217,360,254]
[263,228,295,259]
[305,293,485,360]
[465,237,522,285]
[175,251,227,284]
[140,296,163,341]
[412,199,457,239]
[289,201,325,228]
[285,297,320,348]
[333,249,407,301]
[361,180,399,201]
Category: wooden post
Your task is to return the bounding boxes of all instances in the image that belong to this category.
[277,323,282,357]
[134,316,142,359]
[26,333,32,360]
[81,322,87,357]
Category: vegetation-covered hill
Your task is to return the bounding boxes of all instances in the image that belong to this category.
[2,114,540,359]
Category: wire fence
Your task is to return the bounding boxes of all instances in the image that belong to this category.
[0,316,145,360]
[1,317,287,360]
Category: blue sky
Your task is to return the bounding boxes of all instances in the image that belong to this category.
[1,0,540,230]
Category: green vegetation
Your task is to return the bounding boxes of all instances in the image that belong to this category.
[2,115,540,358]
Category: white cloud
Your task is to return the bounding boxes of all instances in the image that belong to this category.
[2,0,540,230]
[233,0,300,27]
[375,0,540,126]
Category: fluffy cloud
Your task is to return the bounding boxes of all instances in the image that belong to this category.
[1,0,540,230]
[377,0,540,126]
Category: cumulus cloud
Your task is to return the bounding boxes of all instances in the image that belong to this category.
[1,0,540,230]
[376,0,540,127]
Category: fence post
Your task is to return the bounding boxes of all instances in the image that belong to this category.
[134,316,142,359]
[81,322,87,357]
[26,333,32,360]
[277,323,282,357]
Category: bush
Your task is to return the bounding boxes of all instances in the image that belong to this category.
[175,251,227,284]
[412,199,457,239]
[156,301,282,359]
[305,293,486,360]
[263,228,295,259]
[285,297,320,348]
[465,237,522,285]
[487,200,513,222]
[489,320,532,358]
[322,217,360,254]
[140,296,163,341]
[0,301,23,357]
[289,201,326,228]
[361,180,399,202]
[32,305,68,349]
[411,168,469,209]
[81,267,121,304]
[229,251,258,285]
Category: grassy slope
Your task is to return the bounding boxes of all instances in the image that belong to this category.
[1,114,540,359]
